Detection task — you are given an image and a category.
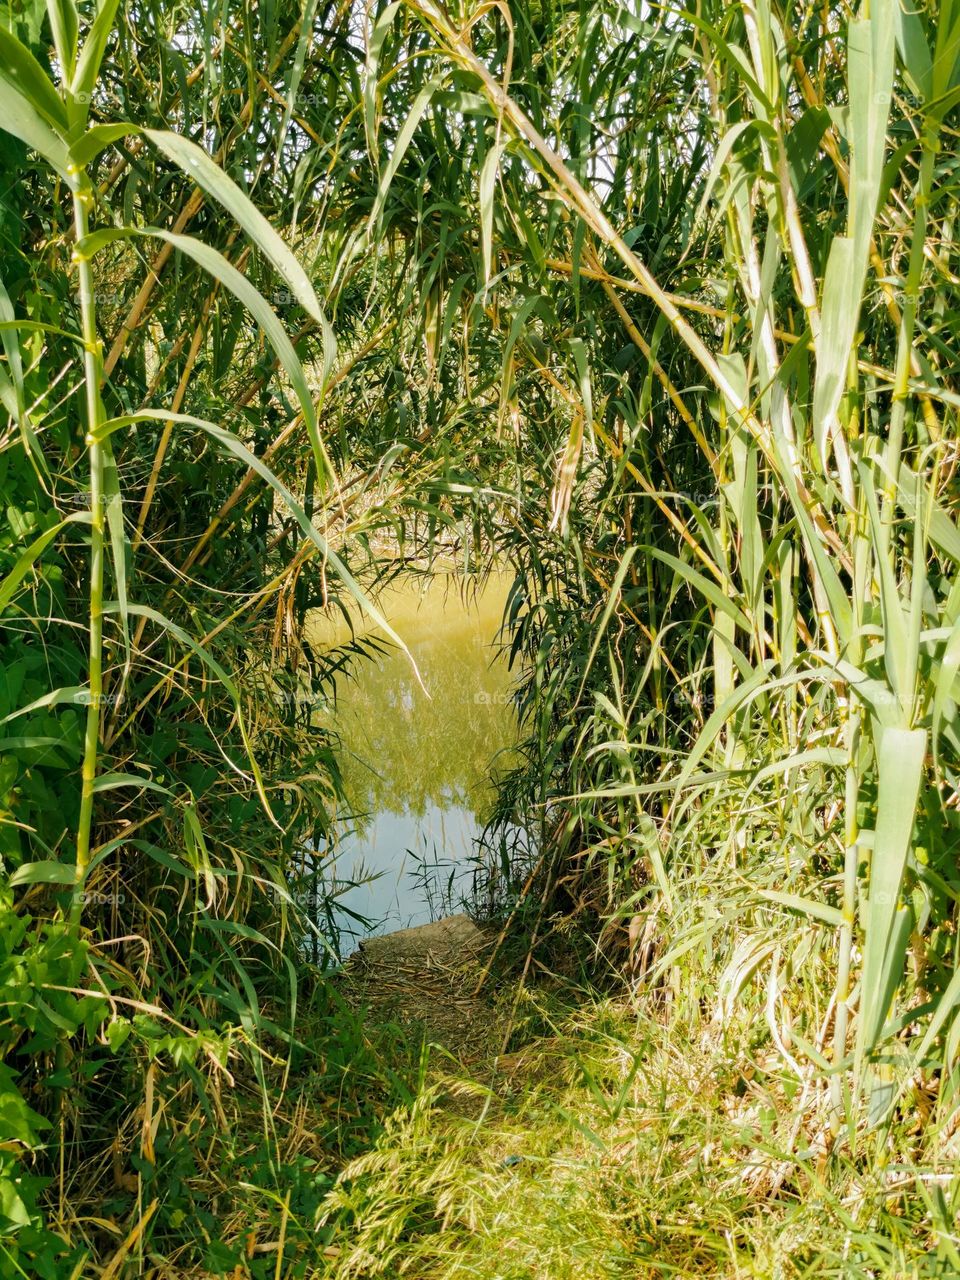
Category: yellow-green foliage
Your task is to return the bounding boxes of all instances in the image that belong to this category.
[320,984,960,1278]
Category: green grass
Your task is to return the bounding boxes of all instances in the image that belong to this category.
[316,982,960,1280]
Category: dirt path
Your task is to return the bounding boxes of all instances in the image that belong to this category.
[340,914,506,1061]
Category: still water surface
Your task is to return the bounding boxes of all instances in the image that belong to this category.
[309,574,517,949]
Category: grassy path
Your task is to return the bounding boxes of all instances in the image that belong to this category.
[310,926,950,1279]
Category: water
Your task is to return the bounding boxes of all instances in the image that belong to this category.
[307,573,518,950]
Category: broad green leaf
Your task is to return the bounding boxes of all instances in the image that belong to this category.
[855,725,926,1073]
[183,802,217,908]
[899,461,960,565]
[741,745,846,797]
[812,235,856,466]
[757,891,843,928]
[100,436,129,665]
[690,120,756,238]
[568,337,593,443]
[0,27,71,177]
[10,860,77,886]
[932,615,960,765]
[931,0,960,102]
[813,11,894,467]
[145,129,336,393]
[0,24,68,131]
[151,235,332,490]
[479,139,503,285]
[500,294,549,413]
[1,686,88,722]
[78,226,335,491]
[0,276,25,402]
[92,772,174,795]
[848,12,895,261]
[72,0,121,103]
[68,122,132,168]
[0,272,47,476]
[645,548,753,633]
[774,439,853,645]
[0,513,92,612]
[830,658,901,728]
[896,2,932,101]
[862,462,913,713]
[0,735,69,755]
[46,0,78,83]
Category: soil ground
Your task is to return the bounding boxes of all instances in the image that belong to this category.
[339,914,507,1062]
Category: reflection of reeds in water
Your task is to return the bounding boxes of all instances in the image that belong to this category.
[306,572,519,822]
[303,573,523,947]
[406,841,460,922]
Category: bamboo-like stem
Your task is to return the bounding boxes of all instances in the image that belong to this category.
[881,137,936,531]
[72,180,106,907]
[832,700,861,1130]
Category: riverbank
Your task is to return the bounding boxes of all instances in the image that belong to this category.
[59,912,954,1278]
[313,951,951,1279]
[339,914,503,1060]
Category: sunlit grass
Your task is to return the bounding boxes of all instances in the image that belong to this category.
[319,981,960,1279]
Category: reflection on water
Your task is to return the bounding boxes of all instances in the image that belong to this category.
[307,573,517,949]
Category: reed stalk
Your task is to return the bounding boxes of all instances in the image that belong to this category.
[71,176,106,907]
